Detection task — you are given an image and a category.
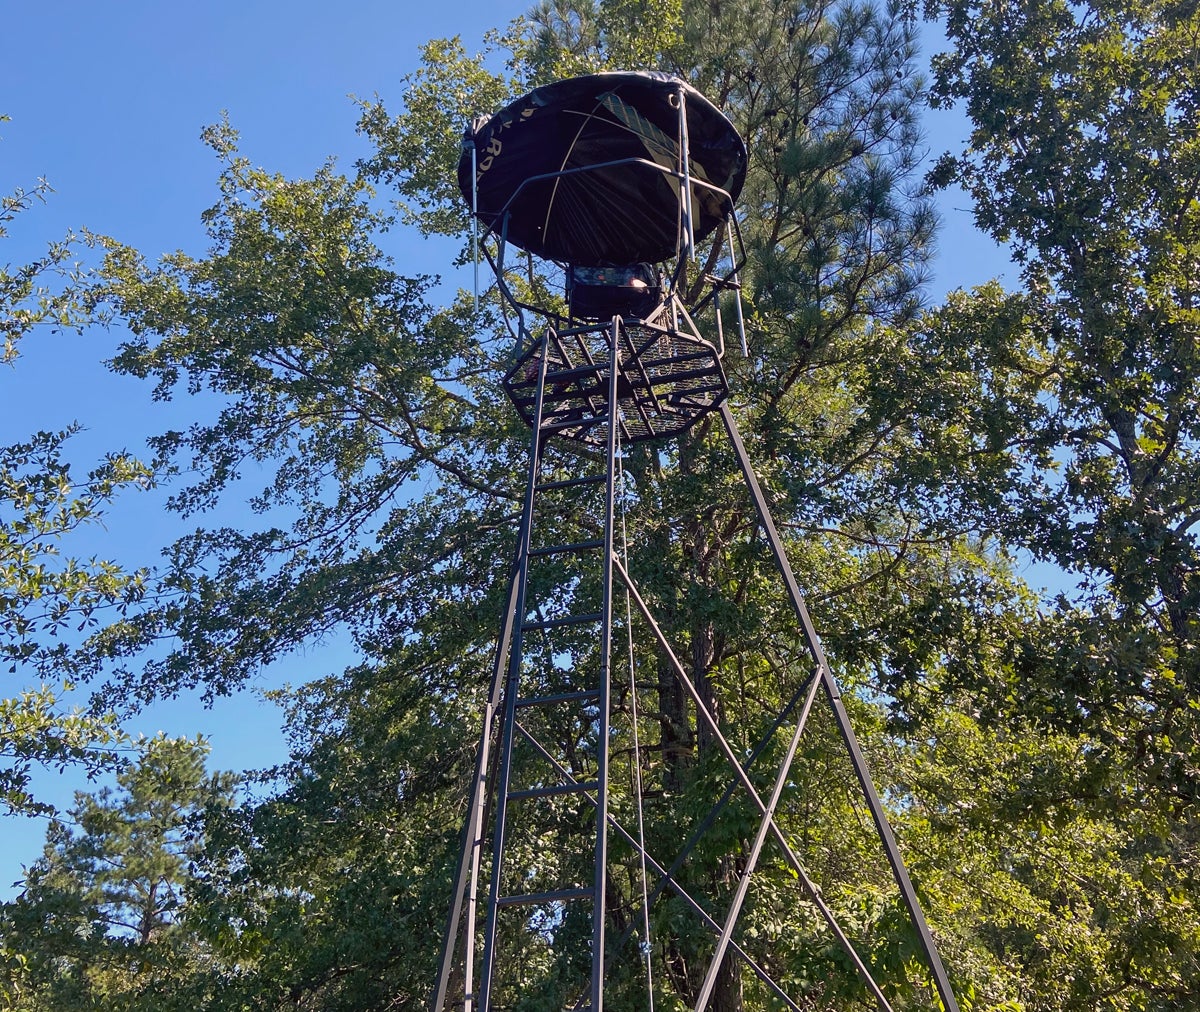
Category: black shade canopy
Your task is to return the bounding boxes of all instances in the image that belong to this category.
[458,71,747,267]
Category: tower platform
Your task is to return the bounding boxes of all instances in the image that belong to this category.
[502,313,727,447]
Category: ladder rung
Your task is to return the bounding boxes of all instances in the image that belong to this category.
[508,781,600,801]
[530,539,605,557]
[497,887,593,908]
[516,689,601,709]
[537,474,606,491]
[522,611,603,632]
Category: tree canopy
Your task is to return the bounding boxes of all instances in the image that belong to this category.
[2,0,1199,1008]
[1,736,236,1010]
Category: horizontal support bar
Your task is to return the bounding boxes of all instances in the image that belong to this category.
[539,416,610,434]
[508,781,601,801]
[636,349,718,370]
[497,887,593,908]
[537,475,606,491]
[522,611,603,632]
[530,539,605,557]
[643,365,725,386]
[516,689,601,709]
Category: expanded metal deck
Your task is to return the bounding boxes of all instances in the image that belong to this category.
[502,314,727,447]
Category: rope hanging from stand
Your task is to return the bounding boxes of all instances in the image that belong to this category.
[616,418,656,1012]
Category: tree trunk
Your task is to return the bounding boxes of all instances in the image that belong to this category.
[706,951,745,1012]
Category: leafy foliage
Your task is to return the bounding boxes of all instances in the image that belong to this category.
[913,0,1200,1005]
[4,0,1199,1008]
[1,123,94,365]
[1,123,153,815]
[68,0,1049,1007]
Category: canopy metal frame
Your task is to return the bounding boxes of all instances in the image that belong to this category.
[471,164,749,362]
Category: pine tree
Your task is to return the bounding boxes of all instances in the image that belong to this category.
[1,737,235,1010]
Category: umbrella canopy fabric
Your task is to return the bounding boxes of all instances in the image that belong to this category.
[458,71,747,267]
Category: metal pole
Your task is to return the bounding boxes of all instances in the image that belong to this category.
[718,401,961,1012]
[726,217,747,356]
[693,658,824,1011]
[513,722,808,1012]
[678,87,696,261]
[470,135,479,315]
[477,335,552,1011]
[430,559,522,1012]
[612,557,898,1012]
[591,318,622,1012]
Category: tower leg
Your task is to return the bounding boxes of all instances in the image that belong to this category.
[432,364,959,1012]
[718,402,960,1012]
[430,558,522,1012]
[432,339,550,1012]
[434,325,624,1012]
[477,339,554,1012]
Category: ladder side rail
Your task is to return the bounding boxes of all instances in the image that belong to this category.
[590,317,621,1012]
[717,401,961,1012]
[430,559,523,1012]
[477,333,554,1012]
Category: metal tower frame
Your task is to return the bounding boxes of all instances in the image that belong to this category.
[431,315,961,1012]
[435,70,960,1012]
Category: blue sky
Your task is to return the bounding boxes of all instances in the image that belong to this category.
[1,2,1011,889]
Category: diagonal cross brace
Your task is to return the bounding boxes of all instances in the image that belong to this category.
[718,402,961,1012]
[613,556,898,1012]
[511,721,807,1012]
[692,640,824,1011]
